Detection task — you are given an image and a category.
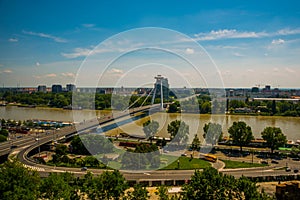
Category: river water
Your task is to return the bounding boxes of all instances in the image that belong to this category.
[1,106,299,141]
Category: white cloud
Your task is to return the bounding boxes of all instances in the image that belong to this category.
[36,62,40,67]
[108,68,123,74]
[193,29,267,41]
[271,39,285,45]
[185,48,194,54]
[23,30,67,43]
[285,67,295,73]
[61,47,112,58]
[3,69,12,73]
[273,67,279,72]
[45,73,57,77]
[8,38,18,42]
[247,69,254,73]
[61,48,92,58]
[233,52,245,57]
[192,28,300,41]
[61,72,75,78]
[61,46,119,58]
[82,24,96,28]
[33,75,41,79]
[277,28,300,36]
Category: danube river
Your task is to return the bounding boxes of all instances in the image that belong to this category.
[0,106,299,141]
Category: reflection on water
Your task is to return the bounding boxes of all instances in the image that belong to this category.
[1,106,299,141]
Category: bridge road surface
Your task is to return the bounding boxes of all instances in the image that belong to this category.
[0,105,160,157]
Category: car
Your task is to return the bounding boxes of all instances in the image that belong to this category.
[16,135,23,139]
[292,158,300,161]
[261,160,268,164]
[81,167,88,171]
[294,169,299,173]
[286,167,291,172]
[271,160,279,164]
[181,153,187,157]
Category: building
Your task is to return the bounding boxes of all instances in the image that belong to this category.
[66,84,76,92]
[51,84,63,93]
[154,75,169,100]
[37,85,47,93]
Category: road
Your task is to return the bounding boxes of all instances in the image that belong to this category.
[0,104,160,157]
[4,103,300,184]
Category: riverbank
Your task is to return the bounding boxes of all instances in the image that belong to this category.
[1,106,300,141]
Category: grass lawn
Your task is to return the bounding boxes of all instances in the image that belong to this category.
[161,156,211,170]
[221,159,268,169]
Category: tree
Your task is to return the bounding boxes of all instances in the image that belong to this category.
[39,172,79,200]
[261,127,287,153]
[228,121,254,152]
[191,134,201,150]
[203,122,223,146]
[82,170,128,200]
[168,102,179,113]
[143,120,159,140]
[127,184,149,200]
[167,120,189,145]
[55,144,68,156]
[200,101,211,114]
[70,135,89,155]
[0,159,40,200]
[0,134,7,142]
[155,185,169,200]
[84,156,100,167]
[181,167,271,200]
[0,129,9,137]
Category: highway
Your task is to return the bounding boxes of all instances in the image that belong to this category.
[0,104,160,157]
[3,103,300,184]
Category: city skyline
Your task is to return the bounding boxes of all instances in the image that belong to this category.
[0,1,300,88]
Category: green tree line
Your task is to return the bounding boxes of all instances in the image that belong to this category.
[0,92,152,110]
[0,159,273,200]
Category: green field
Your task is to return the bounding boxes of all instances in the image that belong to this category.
[162,156,211,170]
[222,159,268,169]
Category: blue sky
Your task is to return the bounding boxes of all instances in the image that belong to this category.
[0,0,300,88]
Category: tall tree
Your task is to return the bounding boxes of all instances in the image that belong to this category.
[168,102,179,113]
[127,184,149,200]
[167,120,189,145]
[228,121,254,152]
[155,185,169,200]
[143,120,159,140]
[39,172,79,200]
[0,159,40,200]
[181,167,271,200]
[203,122,223,146]
[191,134,201,150]
[83,170,128,199]
[261,127,287,153]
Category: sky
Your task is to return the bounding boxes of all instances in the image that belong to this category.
[0,0,300,88]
